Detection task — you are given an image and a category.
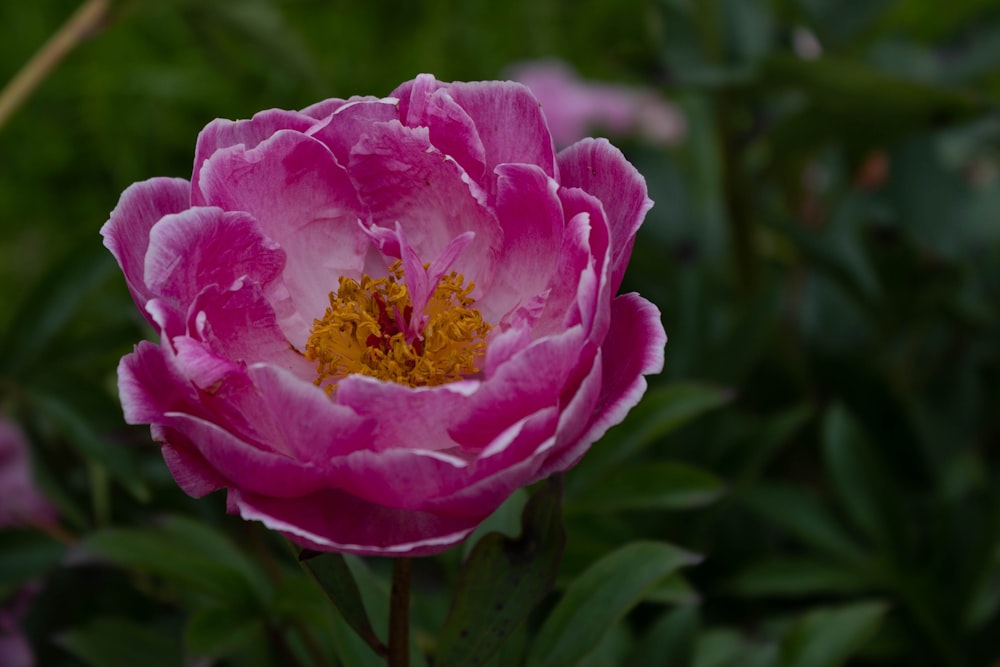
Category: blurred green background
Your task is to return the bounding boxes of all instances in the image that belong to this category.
[1,0,999,665]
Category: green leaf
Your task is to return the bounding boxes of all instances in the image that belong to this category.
[567,383,733,496]
[435,476,565,667]
[526,541,700,667]
[821,403,905,549]
[75,519,265,606]
[778,601,887,667]
[300,550,386,656]
[630,606,699,667]
[56,617,182,667]
[728,558,870,598]
[0,529,65,598]
[0,245,115,376]
[185,604,264,658]
[567,462,726,514]
[32,393,149,502]
[740,485,867,565]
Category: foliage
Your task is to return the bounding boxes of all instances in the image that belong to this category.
[1,0,999,665]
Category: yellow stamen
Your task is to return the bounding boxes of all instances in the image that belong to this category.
[305,260,491,391]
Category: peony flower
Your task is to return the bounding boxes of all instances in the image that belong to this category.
[102,74,666,556]
[509,61,686,148]
[0,419,56,529]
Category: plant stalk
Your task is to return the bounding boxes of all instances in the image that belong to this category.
[0,0,109,131]
[387,557,411,667]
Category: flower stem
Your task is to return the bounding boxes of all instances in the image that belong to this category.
[0,0,109,131]
[387,557,411,667]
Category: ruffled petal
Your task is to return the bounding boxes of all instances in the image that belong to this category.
[433,78,558,198]
[230,487,477,556]
[192,109,320,203]
[143,208,285,312]
[475,163,563,322]
[196,130,370,342]
[100,177,191,316]
[349,120,502,291]
[306,97,400,166]
[557,138,653,294]
[567,293,666,457]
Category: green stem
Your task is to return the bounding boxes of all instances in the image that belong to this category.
[387,558,411,667]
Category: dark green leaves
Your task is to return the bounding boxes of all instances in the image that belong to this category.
[300,550,386,656]
[435,477,566,667]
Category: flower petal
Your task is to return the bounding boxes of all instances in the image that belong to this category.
[349,120,502,290]
[192,109,320,204]
[196,130,370,342]
[101,177,191,316]
[557,138,653,294]
[230,487,477,556]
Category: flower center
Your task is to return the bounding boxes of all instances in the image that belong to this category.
[305,260,491,391]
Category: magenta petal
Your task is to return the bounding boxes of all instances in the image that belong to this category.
[100,177,191,315]
[335,374,475,452]
[163,413,326,498]
[438,79,558,197]
[476,164,563,321]
[117,341,198,426]
[192,109,320,204]
[231,487,477,556]
[349,121,502,289]
[197,130,370,338]
[144,208,285,310]
[402,81,487,182]
[307,97,400,167]
[451,326,585,450]
[557,138,653,294]
[160,429,228,498]
[571,293,666,454]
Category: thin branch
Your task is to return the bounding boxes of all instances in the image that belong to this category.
[0,0,110,131]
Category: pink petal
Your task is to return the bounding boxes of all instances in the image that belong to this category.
[159,427,229,497]
[196,130,371,342]
[430,78,558,197]
[475,163,563,323]
[231,487,478,556]
[451,325,586,451]
[399,76,487,181]
[334,374,476,453]
[192,109,320,203]
[100,177,191,316]
[349,120,502,291]
[306,97,400,167]
[144,208,285,311]
[0,420,56,528]
[117,341,199,426]
[557,138,653,294]
[567,293,666,457]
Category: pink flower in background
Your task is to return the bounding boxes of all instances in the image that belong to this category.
[103,74,665,556]
[0,584,39,667]
[509,61,686,147]
[0,420,55,529]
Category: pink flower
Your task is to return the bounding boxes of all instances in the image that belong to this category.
[509,61,686,148]
[102,74,665,556]
[0,420,55,529]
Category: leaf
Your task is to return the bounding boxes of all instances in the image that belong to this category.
[526,541,700,667]
[0,529,65,599]
[821,403,905,549]
[0,245,115,377]
[740,485,867,565]
[300,550,386,656]
[32,393,149,502]
[567,462,726,514]
[567,383,734,496]
[185,604,264,658]
[630,606,699,667]
[74,520,265,606]
[728,558,870,598]
[778,601,887,667]
[56,617,182,667]
[435,476,565,667]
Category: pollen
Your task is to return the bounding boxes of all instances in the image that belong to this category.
[305,261,491,391]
